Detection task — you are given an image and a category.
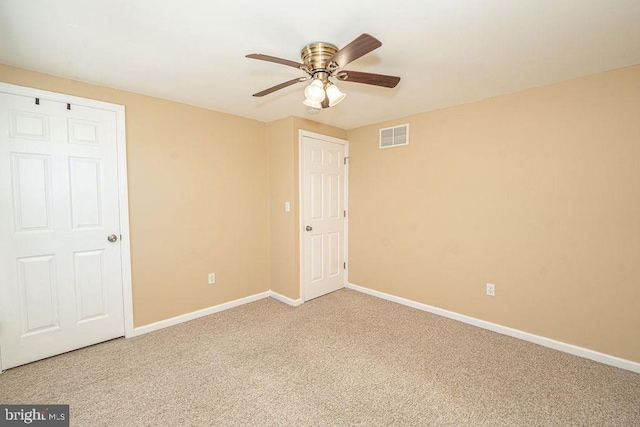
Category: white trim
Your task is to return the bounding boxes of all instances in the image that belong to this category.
[114,106,135,339]
[298,130,349,303]
[343,141,349,291]
[269,291,302,307]
[298,133,305,303]
[347,282,640,374]
[0,82,135,349]
[130,291,271,337]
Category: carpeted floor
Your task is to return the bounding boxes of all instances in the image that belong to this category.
[1,289,639,426]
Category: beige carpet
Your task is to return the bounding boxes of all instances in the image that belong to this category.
[1,289,639,426]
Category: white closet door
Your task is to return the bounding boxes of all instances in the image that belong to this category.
[0,92,125,370]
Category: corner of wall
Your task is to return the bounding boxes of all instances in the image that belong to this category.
[266,116,349,302]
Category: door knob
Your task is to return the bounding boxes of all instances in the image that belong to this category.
[107,234,118,242]
[306,226,312,231]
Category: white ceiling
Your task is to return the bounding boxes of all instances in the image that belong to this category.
[1,0,639,130]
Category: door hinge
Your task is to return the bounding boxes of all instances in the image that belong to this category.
[35,98,40,105]
[67,103,71,110]
[344,262,346,269]
[344,210,346,218]
[344,157,349,165]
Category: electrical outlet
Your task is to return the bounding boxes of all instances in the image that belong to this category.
[208,273,216,285]
[486,283,495,297]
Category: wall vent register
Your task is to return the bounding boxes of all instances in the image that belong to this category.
[379,124,409,148]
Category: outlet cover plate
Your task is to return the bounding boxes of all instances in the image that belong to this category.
[486,283,495,296]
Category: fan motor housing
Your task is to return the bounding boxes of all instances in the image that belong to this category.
[301,42,338,74]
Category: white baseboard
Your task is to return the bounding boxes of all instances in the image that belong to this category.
[269,291,302,307]
[347,283,640,374]
[128,291,271,337]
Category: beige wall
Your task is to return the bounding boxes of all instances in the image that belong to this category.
[267,117,297,298]
[0,64,270,327]
[347,65,640,363]
[268,117,347,300]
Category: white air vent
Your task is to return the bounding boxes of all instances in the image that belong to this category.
[379,124,409,148]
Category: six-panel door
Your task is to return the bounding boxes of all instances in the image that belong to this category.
[302,135,346,301]
[0,93,125,370]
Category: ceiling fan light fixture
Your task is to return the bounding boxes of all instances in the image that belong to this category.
[247,34,401,109]
[304,79,326,103]
[326,83,346,107]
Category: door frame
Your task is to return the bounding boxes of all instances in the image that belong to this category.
[0,82,135,347]
[298,130,349,303]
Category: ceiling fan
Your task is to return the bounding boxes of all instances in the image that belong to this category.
[246,33,401,110]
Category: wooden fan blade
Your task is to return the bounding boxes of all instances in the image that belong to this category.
[336,70,401,88]
[252,78,306,97]
[246,54,304,69]
[327,34,382,68]
[321,98,330,109]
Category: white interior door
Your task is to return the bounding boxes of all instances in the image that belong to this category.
[0,91,125,370]
[301,133,348,301]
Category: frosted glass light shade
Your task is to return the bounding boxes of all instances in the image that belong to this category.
[304,79,326,103]
[326,83,346,107]
[303,98,322,109]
